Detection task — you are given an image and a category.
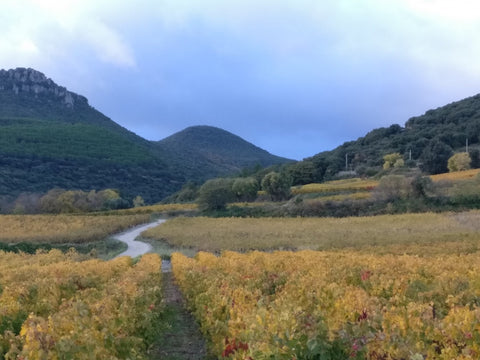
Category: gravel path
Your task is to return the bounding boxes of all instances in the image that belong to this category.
[114,219,165,258]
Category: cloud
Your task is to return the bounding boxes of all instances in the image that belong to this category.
[0,0,136,69]
[2,0,480,159]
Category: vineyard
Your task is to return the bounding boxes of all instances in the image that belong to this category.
[430,168,480,182]
[0,214,150,244]
[0,250,162,359]
[173,250,480,359]
[141,211,480,254]
[291,178,378,195]
[105,203,198,215]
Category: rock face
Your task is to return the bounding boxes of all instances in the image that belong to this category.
[0,68,86,108]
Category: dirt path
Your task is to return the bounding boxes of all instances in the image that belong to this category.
[151,261,210,359]
[112,220,209,358]
[114,219,165,258]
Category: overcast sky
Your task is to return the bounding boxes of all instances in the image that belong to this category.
[1,0,480,160]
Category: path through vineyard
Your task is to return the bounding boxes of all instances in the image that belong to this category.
[150,261,209,359]
[114,219,165,258]
[113,219,209,358]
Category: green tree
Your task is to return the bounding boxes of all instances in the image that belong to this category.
[261,172,291,201]
[470,149,480,169]
[287,161,316,185]
[232,177,259,202]
[420,140,453,174]
[197,178,235,211]
[448,152,471,172]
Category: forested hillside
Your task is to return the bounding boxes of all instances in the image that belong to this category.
[157,125,289,182]
[0,68,290,203]
[287,94,480,184]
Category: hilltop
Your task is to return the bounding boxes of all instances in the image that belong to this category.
[0,68,290,203]
[157,125,289,182]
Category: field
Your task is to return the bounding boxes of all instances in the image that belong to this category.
[0,214,150,244]
[142,211,480,254]
[173,250,480,359]
[105,203,197,215]
[291,178,378,195]
[0,251,162,359]
[430,168,480,182]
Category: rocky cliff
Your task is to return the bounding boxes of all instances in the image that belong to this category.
[0,67,87,109]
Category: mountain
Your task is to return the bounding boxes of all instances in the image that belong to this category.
[287,94,480,185]
[0,68,290,203]
[157,125,289,182]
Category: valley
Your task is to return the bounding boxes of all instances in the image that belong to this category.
[1,67,480,359]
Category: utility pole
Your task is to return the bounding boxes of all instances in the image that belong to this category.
[466,138,469,153]
[409,149,412,161]
[345,153,348,171]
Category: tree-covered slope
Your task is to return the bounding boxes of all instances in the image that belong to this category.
[156,125,291,181]
[0,68,291,202]
[288,93,480,184]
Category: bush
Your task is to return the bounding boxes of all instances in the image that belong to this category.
[373,175,412,201]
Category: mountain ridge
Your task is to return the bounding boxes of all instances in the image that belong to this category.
[0,68,291,203]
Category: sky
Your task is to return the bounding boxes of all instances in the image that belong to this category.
[1,1,480,160]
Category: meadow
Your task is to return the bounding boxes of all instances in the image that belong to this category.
[142,211,480,255]
[0,250,162,359]
[0,214,150,244]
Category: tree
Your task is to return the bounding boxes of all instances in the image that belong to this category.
[383,153,404,170]
[470,149,480,169]
[197,178,235,211]
[287,161,316,186]
[261,172,291,201]
[133,196,145,208]
[447,152,471,172]
[420,140,453,174]
[232,177,259,202]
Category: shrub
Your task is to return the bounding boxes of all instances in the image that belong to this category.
[373,175,412,201]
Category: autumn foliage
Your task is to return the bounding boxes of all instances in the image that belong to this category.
[173,250,480,359]
[0,251,162,359]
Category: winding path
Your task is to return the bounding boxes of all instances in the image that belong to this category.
[114,219,165,258]
[112,218,209,358]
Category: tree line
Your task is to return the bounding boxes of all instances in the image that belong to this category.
[0,188,144,214]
